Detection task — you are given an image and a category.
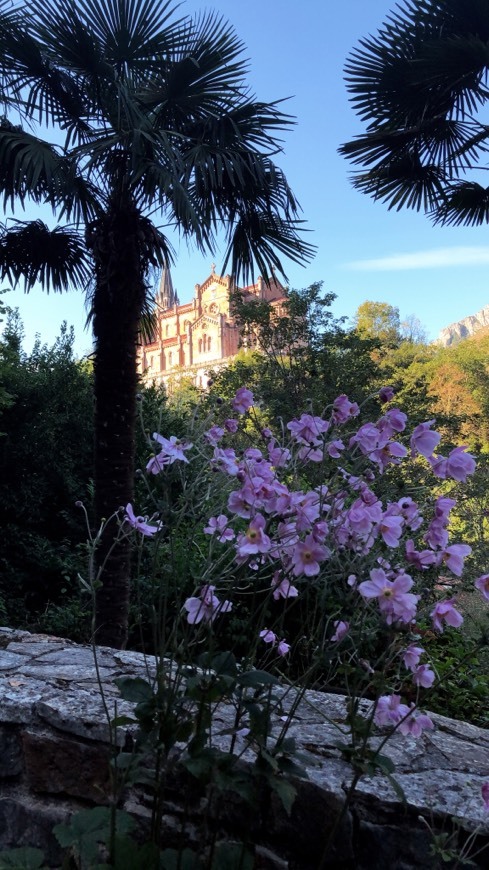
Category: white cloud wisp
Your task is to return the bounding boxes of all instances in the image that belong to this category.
[345,246,489,271]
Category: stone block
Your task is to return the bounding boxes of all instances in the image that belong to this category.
[0,725,23,777]
[22,730,113,803]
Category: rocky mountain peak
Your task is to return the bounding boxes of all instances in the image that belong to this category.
[437,303,489,347]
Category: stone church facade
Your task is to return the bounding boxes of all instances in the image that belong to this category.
[138,266,287,390]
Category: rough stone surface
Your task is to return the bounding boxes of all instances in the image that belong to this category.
[0,627,488,868]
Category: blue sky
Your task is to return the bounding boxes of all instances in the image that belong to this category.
[4,0,489,356]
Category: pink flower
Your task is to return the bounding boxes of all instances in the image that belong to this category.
[402,644,424,671]
[424,520,449,550]
[259,629,290,655]
[350,422,380,455]
[446,446,476,482]
[374,694,410,727]
[327,439,345,458]
[371,440,408,472]
[430,447,476,482]
[204,425,225,446]
[268,445,291,467]
[271,573,299,600]
[405,539,438,570]
[287,413,329,445]
[232,387,254,414]
[435,497,457,521]
[410,420,441,459]
[213,447,239,476]
[331,620,349,642]
[441,543,471,577]
[379,386,395,403]
[124,504,162,537]
[482,782,489,811]
[291,534,330,577]
[412,664,435,688]
[378,408,407,438]
[359,568,418,624]
[431,599,463,632]
[379,514,404,547]
[203,515,235,542]
[183,585,232,624]
[332,394,360,423]
[475,574,489,601]
[398,710,434,737]
[260,629,276,644]
[375,695,433,737]
[236,513,271,557]
[150,433,192,467]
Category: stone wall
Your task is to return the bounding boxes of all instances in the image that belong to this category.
[1,627,488,868]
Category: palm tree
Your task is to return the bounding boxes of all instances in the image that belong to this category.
[339,0,489,226]
[0,0,314,647]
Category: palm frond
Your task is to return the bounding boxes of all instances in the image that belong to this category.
[0,220,91,291]
[433,180,489,226]
[349,157,447,213]
[221,211,315,286]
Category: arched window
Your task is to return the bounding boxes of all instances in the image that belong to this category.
[207,337,212,353]
[168,351,173,366]
[198,338,202,353]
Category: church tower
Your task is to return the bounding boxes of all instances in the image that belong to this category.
[156,266,179,309]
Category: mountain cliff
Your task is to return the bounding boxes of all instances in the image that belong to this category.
[437,304,489,347]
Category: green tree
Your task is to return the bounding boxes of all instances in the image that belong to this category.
[353,300,401,347]
[0,314,94,629]
[0,0,314,646]
[340,0,489,226]
[212,283,378,424]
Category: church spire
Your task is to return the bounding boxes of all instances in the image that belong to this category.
[156,266,176,310]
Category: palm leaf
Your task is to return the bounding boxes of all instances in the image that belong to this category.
[0,220,91,291]
[433,180,489,226]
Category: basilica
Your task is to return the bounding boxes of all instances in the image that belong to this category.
[138,266,287,390]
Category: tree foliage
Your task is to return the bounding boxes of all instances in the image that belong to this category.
[210,283,379,423]
[0,314,93,629]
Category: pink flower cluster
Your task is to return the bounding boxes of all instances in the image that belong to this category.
[161,387,478,736]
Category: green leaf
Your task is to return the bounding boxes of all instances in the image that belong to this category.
[53,807,135,864]
[111,715,137,728]
[0,847,46,869]
[374,753,395,775]
[384,771,407,804]
[114,677,154,703]
[237,670,279,687]
[161,848,202,870]
[211,842,254,870]
[269,777,297,816]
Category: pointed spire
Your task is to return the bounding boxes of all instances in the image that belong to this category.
[156,266,176,310]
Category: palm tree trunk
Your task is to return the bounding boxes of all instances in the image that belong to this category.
[89,198,147,648]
